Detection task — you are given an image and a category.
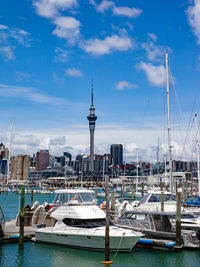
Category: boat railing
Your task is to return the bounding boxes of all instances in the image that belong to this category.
[0,205,5,235]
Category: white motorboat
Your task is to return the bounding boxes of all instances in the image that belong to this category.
[35,189,143,251]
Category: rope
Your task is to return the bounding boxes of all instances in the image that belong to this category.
[111,234,124,261]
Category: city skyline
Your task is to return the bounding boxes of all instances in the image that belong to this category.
[0,1,200,162]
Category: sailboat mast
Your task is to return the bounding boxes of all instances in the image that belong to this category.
[165,53,173,193]
[195,114,200,196]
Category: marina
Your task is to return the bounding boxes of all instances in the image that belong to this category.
[1,189,200,266]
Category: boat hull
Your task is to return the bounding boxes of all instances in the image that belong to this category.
[35,227,140,251]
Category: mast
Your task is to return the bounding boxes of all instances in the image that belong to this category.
[6,119,14,185]
[195,114,200,196]
[165,53,173,193]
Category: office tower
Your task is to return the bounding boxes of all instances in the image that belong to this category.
[36,150,50,171]
[10,155,30,180]
[87,83,97,172]
[110,144,123,166]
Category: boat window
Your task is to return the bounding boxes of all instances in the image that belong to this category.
[140,193,150,204]
[62,218,110,228]
[80,193,94,203]
[164,194,176,202]
[148,194,160,202]
[135,214,146,221]
[69,193,81,203]
[121,213,136,219]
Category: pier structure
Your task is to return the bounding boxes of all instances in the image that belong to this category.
[87,82,97,173]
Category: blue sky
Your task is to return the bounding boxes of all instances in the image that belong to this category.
[0,0,200,162]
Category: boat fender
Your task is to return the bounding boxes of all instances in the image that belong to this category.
[138,238,153,244]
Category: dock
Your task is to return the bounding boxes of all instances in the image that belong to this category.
[0,219,35,244]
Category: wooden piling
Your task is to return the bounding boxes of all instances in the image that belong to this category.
[161,191,164,212]
[141,182,144,198]
[175,189,182,252]
[19,186,25,250]
[101,175,113,265]
[175,182,178,198]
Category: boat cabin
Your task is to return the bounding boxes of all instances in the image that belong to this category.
[53,189,97,207]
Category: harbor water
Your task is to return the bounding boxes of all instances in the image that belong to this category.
[1,192,200,267]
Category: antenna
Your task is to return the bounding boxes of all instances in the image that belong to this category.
[91,79,94,106]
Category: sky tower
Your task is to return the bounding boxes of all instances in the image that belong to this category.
[87,82,97,173]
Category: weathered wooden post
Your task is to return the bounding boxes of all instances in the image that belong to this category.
[19,186,25,250]
[161,191,164,212]
[101,175,112,265]
[141,182,144,198]
[175,182,178,198]
[175,188,182,252]
[160,182,163,191]
[31,189,34,207]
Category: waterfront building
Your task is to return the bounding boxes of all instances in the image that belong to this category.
[36,150,50,171]
[10,154,30,180]
[110,144,123,166]
[87,83,97,173]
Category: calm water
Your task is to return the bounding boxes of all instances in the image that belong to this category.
[0,192,200,267]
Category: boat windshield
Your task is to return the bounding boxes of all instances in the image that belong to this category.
[53,192,97,205]
[62,218,114,228]
[140,193,150,204]
[148,194,176,203]
[121,213,147,221]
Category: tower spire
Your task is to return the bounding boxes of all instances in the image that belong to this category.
[91,79,94,106]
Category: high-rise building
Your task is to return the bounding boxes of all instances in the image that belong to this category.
[10,155,30,180]
[36,150,50,171]
[0,143,9,160]
[87,83,97,172]
[110,144,123,166]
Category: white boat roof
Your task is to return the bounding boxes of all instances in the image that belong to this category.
[147,190,173,195]
[55,189,95,194]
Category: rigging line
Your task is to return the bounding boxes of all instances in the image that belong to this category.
[169,69,184,145]
[169,72,184,167]
[182,81,200,161]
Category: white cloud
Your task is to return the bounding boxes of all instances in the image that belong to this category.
[0,25,30,60]
[90,1,142,18]
[148,33,157,42]
[0,46,15,60]
[55,47,69,62]
[33,0,78,18]
[0,24,8,30]
[81,34,133,56]
[1,122,193,162]
[90,0,114,13]
[186,0,200,44]
[141,41,164,61]
[53,16,81,43]
[115,81,138,91]
[66,68,83,77]
[112,6,142,18]
[137,61,165,87]
[0,84,66,105]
